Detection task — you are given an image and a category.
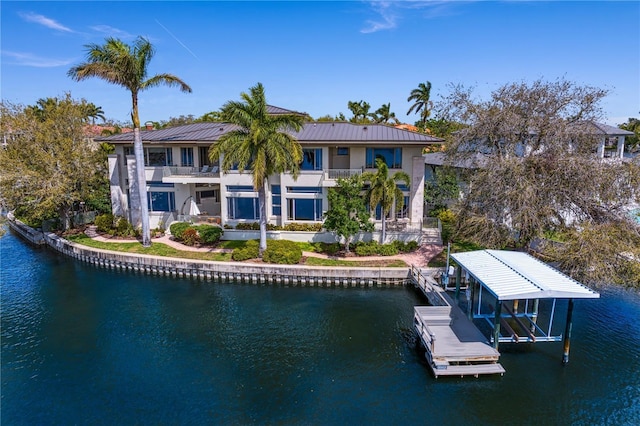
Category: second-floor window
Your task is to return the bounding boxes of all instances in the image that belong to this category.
[301,148,323,171]
[181,147,194,167]
[125,147,174,167]
[366,147,402,168]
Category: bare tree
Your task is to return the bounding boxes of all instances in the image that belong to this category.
[441,78,640,287]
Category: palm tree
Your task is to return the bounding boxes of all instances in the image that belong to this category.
[407,81,433,129]
[209,83,304,255]
[68,36,192,246]
[373,103,399,124]
[347,100,373,123]
[362,158,410,243]
[84,103,106,124]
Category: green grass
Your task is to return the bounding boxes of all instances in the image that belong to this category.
[66,234,232,262]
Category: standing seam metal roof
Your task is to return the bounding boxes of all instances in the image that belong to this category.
[95,122,444,144]
[450,250,600,300]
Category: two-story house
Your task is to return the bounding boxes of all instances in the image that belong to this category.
[99,106,443,231]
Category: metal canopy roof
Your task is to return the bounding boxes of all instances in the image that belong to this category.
[450,250,600,301]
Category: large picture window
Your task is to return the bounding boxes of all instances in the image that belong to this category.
[227,197,259,220]
[301,148,323,171]
[272,185,281,216]
[181,147,194,167]
[366,147,402,168]
[147,192,175,212]
[287,198,323,221]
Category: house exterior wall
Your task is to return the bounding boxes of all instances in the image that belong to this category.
[108,138,429,230]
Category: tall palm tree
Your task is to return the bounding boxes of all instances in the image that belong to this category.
[407,81,433,129]
[362,158,410,243]
[84,103,106,124]
[209,83,304,255]
[68,36,192,246]
[373,103,398,124]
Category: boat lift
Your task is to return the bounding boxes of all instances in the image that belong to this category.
[448,250,600,364]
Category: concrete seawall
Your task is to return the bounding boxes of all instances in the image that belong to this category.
[8,218,411,287]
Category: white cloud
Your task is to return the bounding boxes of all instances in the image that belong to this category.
[2,51,73,68]
[361,2,397,34]
[18,12,73,32]
[89,25,134,39]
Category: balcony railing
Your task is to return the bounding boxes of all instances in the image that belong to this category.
[163,166,219,178]
[325,168,363,180]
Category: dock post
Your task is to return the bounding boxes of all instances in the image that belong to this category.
[492,300,502,349]
[562,298,575,365]
[530,299,540,333]
[467,278,475,321]
[455,266,462,301]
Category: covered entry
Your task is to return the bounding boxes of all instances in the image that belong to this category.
[449,250,600,364]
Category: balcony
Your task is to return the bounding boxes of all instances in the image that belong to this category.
[324,168,363,180]
[162,166,220,183]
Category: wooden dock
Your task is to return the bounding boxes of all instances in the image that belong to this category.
[411,267,505,378]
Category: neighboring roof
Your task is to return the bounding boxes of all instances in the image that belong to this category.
[585,121,635,136]
[450,249,600,301]
[96,121,444,145]
[265,105,306,116]
[423,152,489,169]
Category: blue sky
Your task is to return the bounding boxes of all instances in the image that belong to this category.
[1,1,639,126]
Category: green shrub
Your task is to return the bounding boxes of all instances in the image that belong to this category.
[115,217,134,236]
[354,241,379,256]
[376,243,398,256]
[392,240,419,253]
[315,242,341,255]
[263,240,302,264]
[406,240,419,252]
[196,225,223,245]
[223,224,234,229]
[283,222,323,232]
[181,228,200,246]
[235,222,260,230]
[436,209,457,244]
[170,222,191,240]
[94,213,114,233]
[232,240,260,261]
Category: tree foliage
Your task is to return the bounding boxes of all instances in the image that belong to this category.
[68,36,192,246]
[323,175,374,252]
[619,117,640,153]
[0,95,108,229]
[347,100,373,123]
[441,78,640,286]
[407,81,433,128]
[372,103,399,124]
[424,167,459,211]
[209,82,304,255]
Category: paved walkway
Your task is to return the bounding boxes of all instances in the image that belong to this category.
[84,227,444,267]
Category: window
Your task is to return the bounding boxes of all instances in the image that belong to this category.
[148,181,174,188]
[125,147,173,166]
[196,189,219,203]
[366,147,402,168]
[227,197,259,220]
[199,147,212,167]
[147,192,175,212]
[286,186,323,194]
[146,147,173,167]
[301,148,323,171]
[272,185,281,216]
[226,185,255,192]
[181,147,194,167]
[397,196,410,219]
[287,198,323,221]
[337,147,349,156]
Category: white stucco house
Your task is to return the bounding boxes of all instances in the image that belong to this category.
[97,106,443,231]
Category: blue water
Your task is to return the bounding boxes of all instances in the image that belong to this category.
[1,229,639,425]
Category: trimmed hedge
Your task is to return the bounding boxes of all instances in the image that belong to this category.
[94,214,114,233]
[232,240,260,261]
[195,225,223,245]
[170,222,191,240]
[263,240,302,264]
[170,222,223,246]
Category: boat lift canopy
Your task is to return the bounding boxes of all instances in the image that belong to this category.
[448,250,599,364]
[450,250,600,301]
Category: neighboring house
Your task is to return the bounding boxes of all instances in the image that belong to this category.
[97,106,443,230]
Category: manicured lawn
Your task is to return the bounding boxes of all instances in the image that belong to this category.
[303,256,407,268]
[66,234,232,262]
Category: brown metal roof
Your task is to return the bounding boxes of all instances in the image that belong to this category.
[97,121,444,145]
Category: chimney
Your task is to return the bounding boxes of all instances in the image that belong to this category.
[144,121,154,131]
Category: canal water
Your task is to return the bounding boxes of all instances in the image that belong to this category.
[1,229,639,425]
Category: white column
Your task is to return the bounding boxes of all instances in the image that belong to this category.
[410,156,425,225]
[108,154,126,218]
[126,155,142,227]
